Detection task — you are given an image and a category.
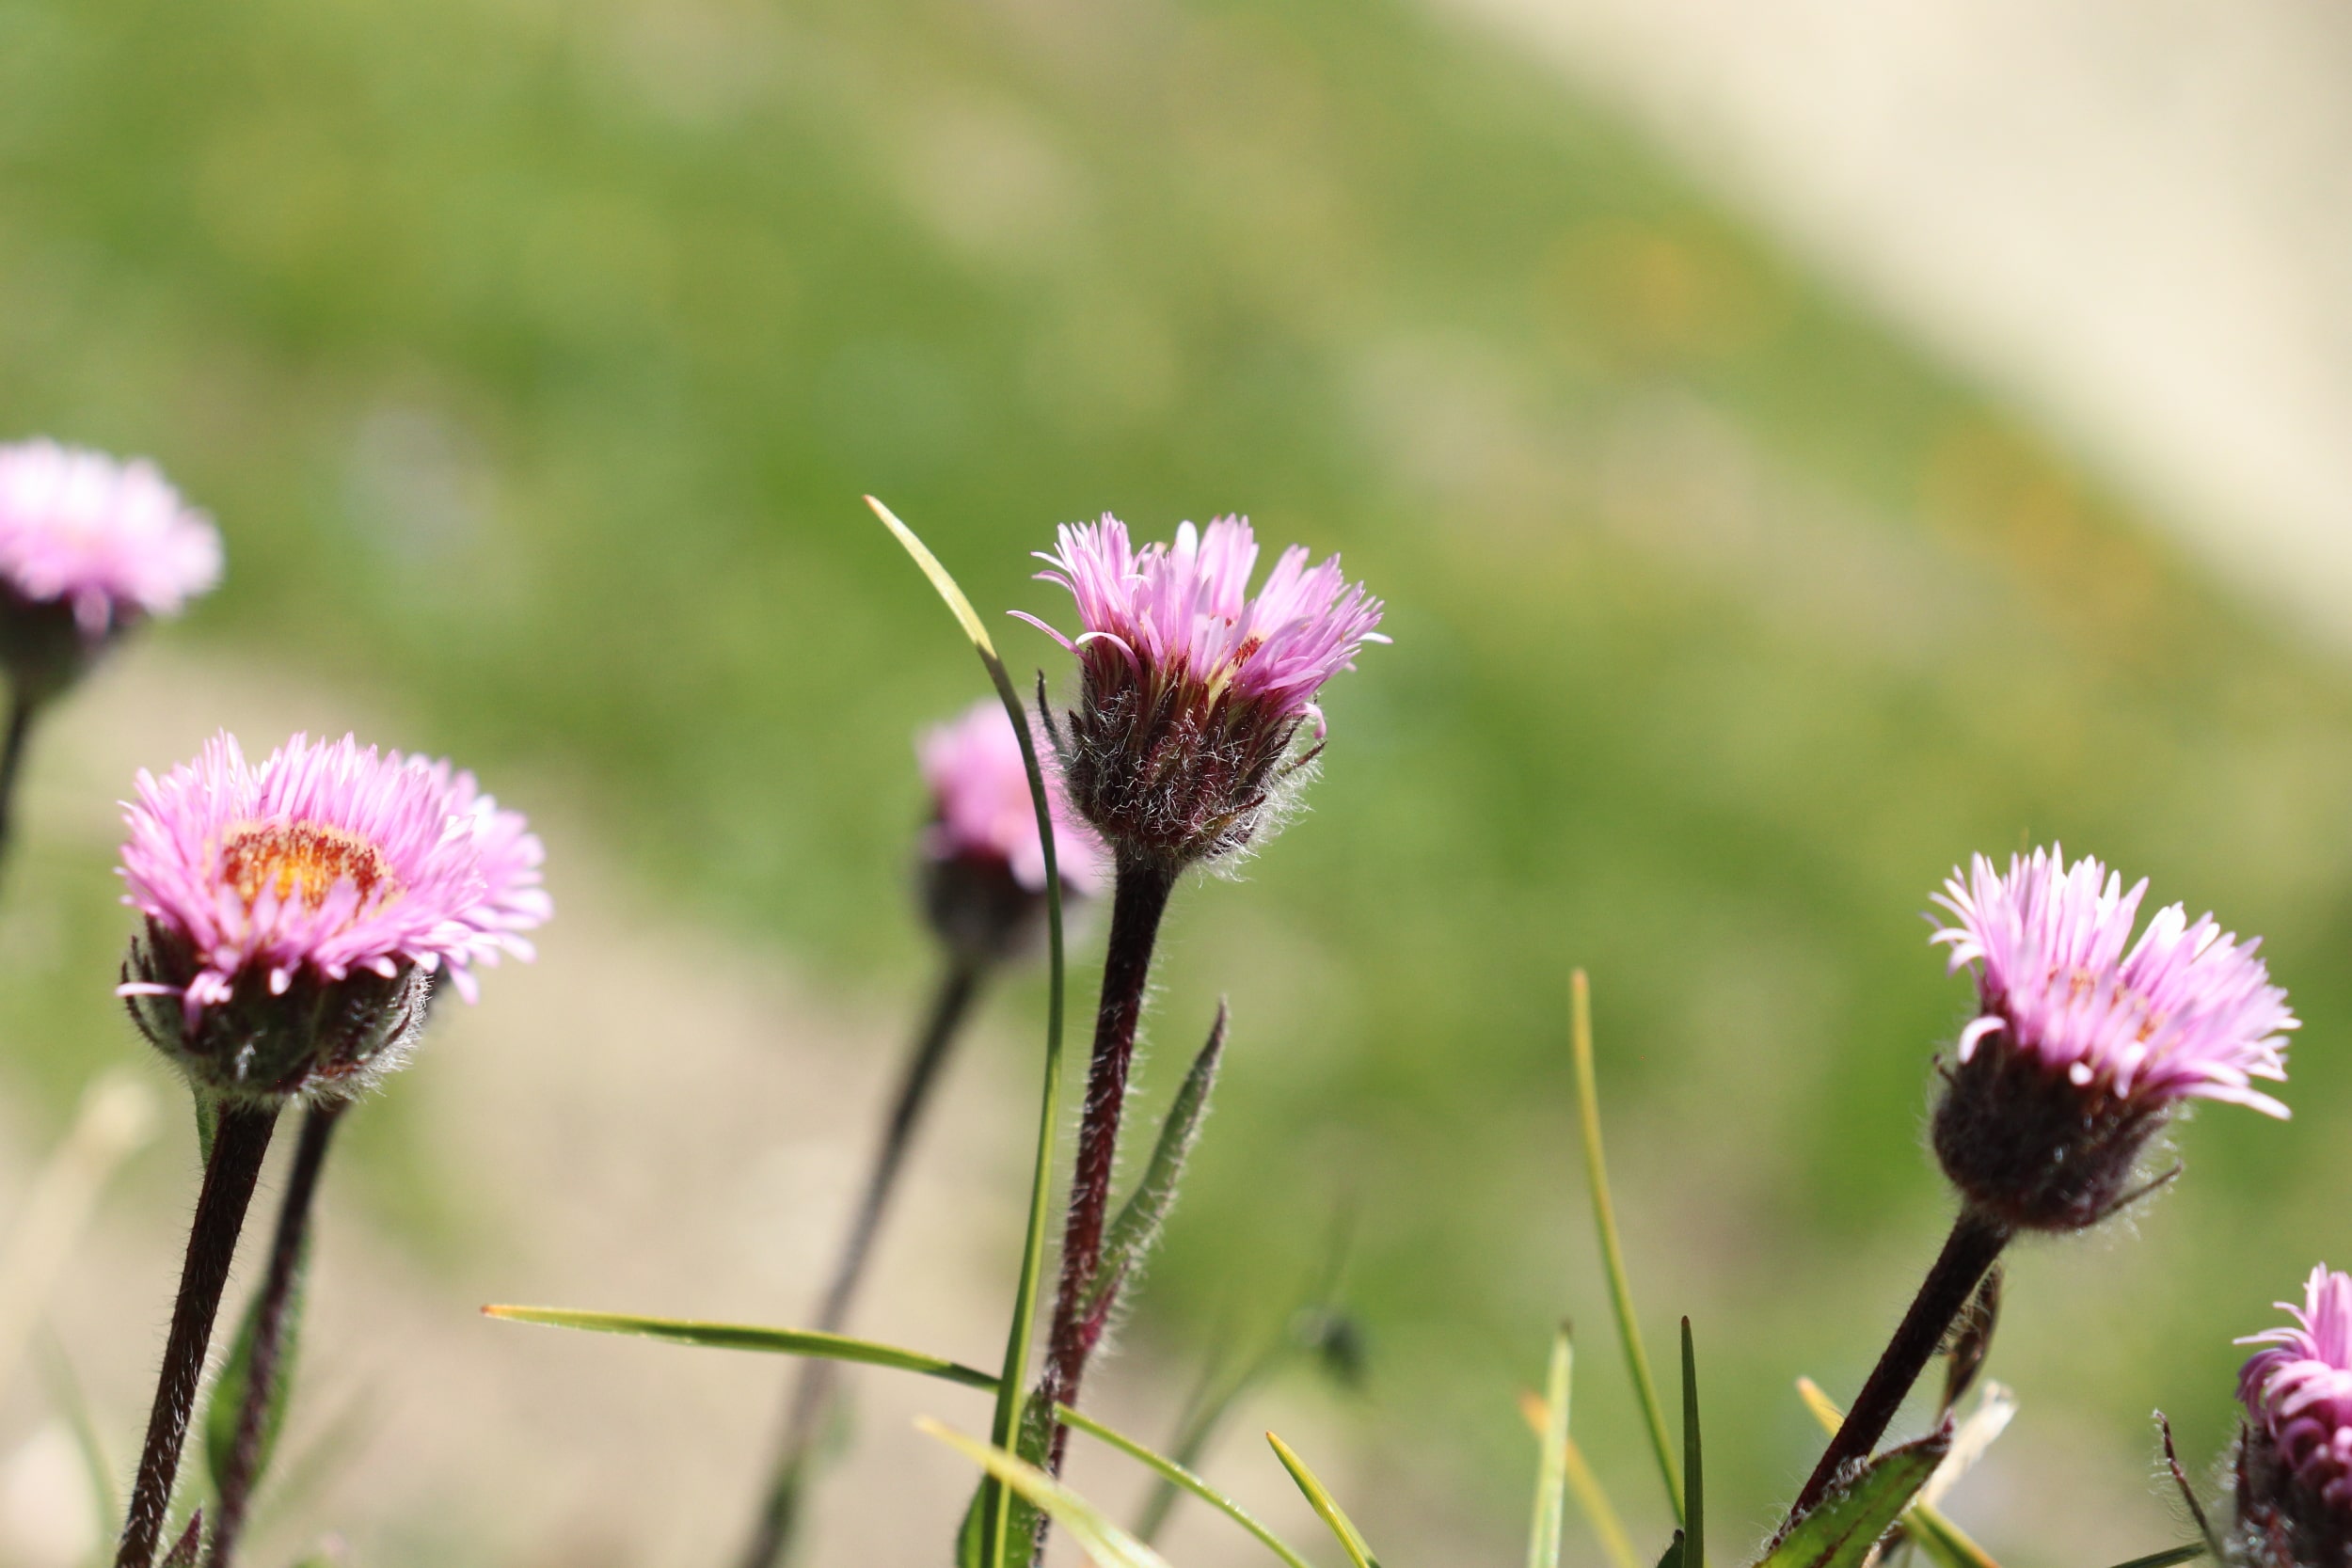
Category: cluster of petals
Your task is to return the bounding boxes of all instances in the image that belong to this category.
[1019,515,1386,718]
[0,439,223,633]
[917,700,1106,895]
[118,732,549,1026]
[1930,846,2294,1117]
[2240,1266,2352,1511]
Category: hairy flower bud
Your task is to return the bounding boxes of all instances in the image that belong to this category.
[2234,1268,2352,1568]
[116,732,548,1102]
[0,440,220,702]
[1927,847,2293,1232]
[1016,515,1385,871]
[914,699,1105,964]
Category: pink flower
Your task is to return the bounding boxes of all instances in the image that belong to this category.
[1018,515,1385,868]
[2241,1268,2352,1515]
[918,699,1105,896]
[0,440,222,636]
[117,732,548,1098]
[1931,847,2294,1117]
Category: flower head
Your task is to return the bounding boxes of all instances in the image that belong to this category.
[117,732,548,1101]
[1925,846,2293,1231]
[2235,1268,2352,1566]
[916,700,1106,961]
[0,442,221,698]
[1019,515,1385,869]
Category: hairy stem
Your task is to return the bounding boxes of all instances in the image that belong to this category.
[0,684,40,897]
[1040,854,1178,1459]
[117,1101,278,1568]
[736,958,984,1568]
[204,1100,345,1568]
[1785,1208,2010,1523]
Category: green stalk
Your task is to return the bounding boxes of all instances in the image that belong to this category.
[864,498,1064,1568]
[1569,970,1681,1522]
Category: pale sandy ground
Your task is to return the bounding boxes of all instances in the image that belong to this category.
[1429,0,2352,650]
[0,649,1351,1567]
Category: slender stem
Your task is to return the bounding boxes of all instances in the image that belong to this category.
[116,1101,279,1568]
[1785,1208,2010,1523]
[735,959,984,1568]
[1039,853,1178,1456]
[204,1100,345,1568]
[0,683,40,897]
[1569,970,1682,1524]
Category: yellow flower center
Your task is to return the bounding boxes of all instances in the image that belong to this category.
[220,821,399,912]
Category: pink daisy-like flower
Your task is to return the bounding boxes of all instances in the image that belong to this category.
[1018,515,1385,869]
[2236,1268,2352,1564]
[0,439,221,638]
[1926,846,2294,1231]
[1931,846,2294,1116]
[117,731,548,1101]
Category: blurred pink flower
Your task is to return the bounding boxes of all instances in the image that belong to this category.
[0,440,221,635]
[2240,1267,2352,1518]
[1931,846,2294,1117]
[918,699,1105,896]
[119,731,548,1034]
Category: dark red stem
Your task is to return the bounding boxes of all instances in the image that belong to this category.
[1040,853,1178,1453]
[117,1101,279,1568]
[1786,1207,2010,1524]
[204,1099,345,1568]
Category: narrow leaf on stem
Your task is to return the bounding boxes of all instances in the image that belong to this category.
[1758,1428,1950,1568]
[1680,1320,1703,1568]
[1083,1003,1228,1321]
[1794,1378,2000,1568]
[481,1306,999,1389]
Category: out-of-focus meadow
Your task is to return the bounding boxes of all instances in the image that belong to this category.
[3,0,2350,1563]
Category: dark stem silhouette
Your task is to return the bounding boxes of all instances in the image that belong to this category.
[117,1101,279,1568]
[1785,1208,2010,1523]
[735,959,984,1568]
[204,1099,346,1568]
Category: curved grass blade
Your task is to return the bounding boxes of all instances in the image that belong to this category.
[1058,1405,1315,1568]
[1794,1377,2000,1568]
[1570,971,1682,1523]
[1680,1320,1704,1568]
[2099,1549,2204,1568]
[1268,1432,1380,1568]
[481,1306,998,1389]
[921,1418,1172,1568]
[1757,1428,1948,1568]
[1528,1323,1574,1568]
[867,494,1068,1568]
[1083,1004,1228,1320]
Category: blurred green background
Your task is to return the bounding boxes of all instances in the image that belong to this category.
[3,0,2350,1562]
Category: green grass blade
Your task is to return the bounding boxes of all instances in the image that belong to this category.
[2098,1550,2204,1568]
[480,1306,999,1389]
[1527,1323,1573,1568]
[1058,1404,1316,1568]
[1570,970,1681,1523]
[866,495,1069,1568]
[1267,1431,1380,1568]
[921,1418,1173,1568]
[1085,1004,1227,1320]
[1680,1320,1703,1568]
[1757,1430,1949,1568]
